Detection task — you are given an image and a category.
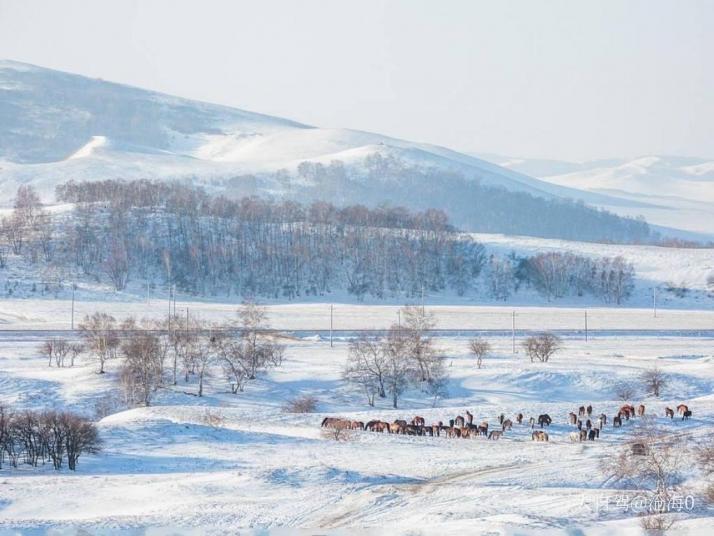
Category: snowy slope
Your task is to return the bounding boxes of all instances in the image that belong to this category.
[1,330,713,533]
[0,60,656,228]
[484,154,714,236]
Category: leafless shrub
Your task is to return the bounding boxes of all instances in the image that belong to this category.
[201,408,226,428]
[640,512,676,534]
[321,427,352,442]
[284,395,319,414]
[469,337,491,369]
[522,332,561,363]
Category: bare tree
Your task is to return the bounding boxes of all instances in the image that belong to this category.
[68,342,84,367]
[235,301,284,380]
[194,331,217,397]
[522,333,561,363]
[0,405,10,469]
[641,367,667,398]
[104,236,130,291]
[61,412,101,471]
[344,334,387,406]
[283,395,319,413]
[469,337,491,369]
[120,322,164,406]
[79,312,119,373]
[382,325,414,409]
[401,305,441,383]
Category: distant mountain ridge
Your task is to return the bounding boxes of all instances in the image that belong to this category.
[0,60,702,241]
[480,153,714,236]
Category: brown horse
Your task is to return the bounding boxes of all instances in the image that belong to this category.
[637,404,645,417]
[665,407,674,419]
[502,419,513,431]
[677,404,689,415]
[351,421,364,430]
[465,410,474,425]
[682,410,692,420]
[321,417,350,429]
[516,413,523,424]
[411,416,425,427]
[447,427,462,438]
[569,412,578,425]
[578,406,586,417]
[532,430,549,442]
[488,430,503,440]
[586,405,593,416]
[455,415,465,427]
[613,415,622,427]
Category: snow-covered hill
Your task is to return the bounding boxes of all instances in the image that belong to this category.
[0,60,671,239]
[484,154,714,237]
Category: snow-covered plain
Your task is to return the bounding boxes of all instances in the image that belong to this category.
[0,331,713,534]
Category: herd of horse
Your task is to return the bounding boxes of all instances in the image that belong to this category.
[320,403,693,443]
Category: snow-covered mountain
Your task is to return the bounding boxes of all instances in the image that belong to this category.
[483,153,714,237]
[0,60,705,239]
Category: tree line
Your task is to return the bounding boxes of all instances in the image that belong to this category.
[0,181,635,304]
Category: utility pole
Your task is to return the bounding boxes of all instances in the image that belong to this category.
[329,304,333,348]
[71,283,76,330]
[584,309,588,342]
[511,310,516,353]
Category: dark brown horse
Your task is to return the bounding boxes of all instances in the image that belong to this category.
[665,407,674,419]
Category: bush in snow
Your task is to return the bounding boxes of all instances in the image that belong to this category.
[522,333,561,363]
[284,395,319,414]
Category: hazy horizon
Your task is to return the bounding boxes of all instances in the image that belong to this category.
[1,0,712,161]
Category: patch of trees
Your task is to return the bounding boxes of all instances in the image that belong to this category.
[51,180,485,299]
[289,154,655,243]
[0,405,100,471]
[1,183,639,305]
[506,252,635,304]
[522,333,562,363]
[72,302,284,406]
[344,306,447,408]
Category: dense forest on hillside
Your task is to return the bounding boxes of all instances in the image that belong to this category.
[0,180,635,304]
[218,154,656,244]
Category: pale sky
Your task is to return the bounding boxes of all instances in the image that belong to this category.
[1,0,712,161]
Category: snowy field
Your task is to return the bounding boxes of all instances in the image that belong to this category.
[1,329,713,534]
